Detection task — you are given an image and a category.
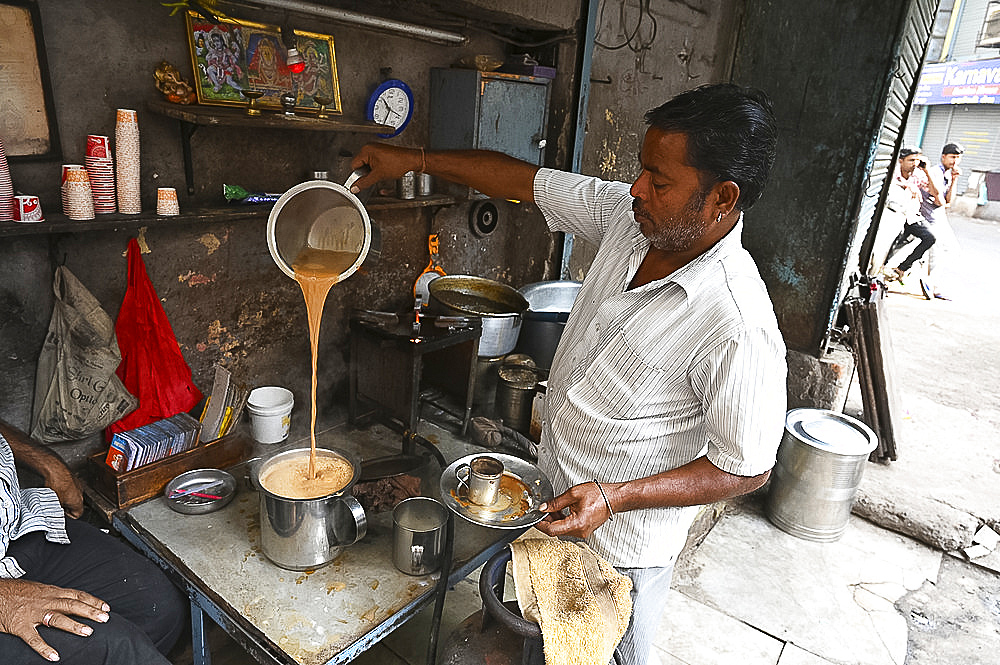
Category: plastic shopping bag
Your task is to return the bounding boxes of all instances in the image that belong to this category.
[30,266,138,442]
[106,238,202,438]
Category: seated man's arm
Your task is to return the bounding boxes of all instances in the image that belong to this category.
[0,421,83,519]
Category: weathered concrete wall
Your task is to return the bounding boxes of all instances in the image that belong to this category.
[568,0,745,278]
[731,0,913,355]
[0,0,576,463]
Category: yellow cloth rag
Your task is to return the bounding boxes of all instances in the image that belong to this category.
[510,536,633,665]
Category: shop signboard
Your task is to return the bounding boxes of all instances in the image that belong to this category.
[915,58,1000,105]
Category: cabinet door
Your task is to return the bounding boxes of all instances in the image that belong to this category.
[478,77,549,165]
[430,69,550,166]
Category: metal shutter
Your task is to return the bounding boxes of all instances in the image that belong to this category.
[947,105,1000,184]
[917,107,951,158]
[851,0,940,289]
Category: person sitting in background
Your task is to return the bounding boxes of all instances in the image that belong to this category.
[0,419,186,664]
[887,147,941,289]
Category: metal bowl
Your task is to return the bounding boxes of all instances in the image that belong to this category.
[165,468,237,515]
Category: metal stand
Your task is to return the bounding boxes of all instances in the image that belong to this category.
[349,317,481,438]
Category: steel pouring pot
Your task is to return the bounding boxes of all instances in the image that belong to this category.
[251,446,367,570]
[266,170,381,282]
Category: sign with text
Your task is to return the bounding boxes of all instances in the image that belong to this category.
[915,58,1000,105]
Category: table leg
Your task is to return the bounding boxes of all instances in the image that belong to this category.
[460,338,481,437]
[191,601,213,665]
[426,511,455,665]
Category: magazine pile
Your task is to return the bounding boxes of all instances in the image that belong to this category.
[105,412,201,472]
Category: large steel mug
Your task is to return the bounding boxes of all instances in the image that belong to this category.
[252,446,367,570]
[392,497,448,575]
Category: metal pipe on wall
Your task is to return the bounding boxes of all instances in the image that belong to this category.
[242,0,468,45]
[560,0,600,280]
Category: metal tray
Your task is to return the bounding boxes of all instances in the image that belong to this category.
[439,453,553,529]
[164,468,236,515]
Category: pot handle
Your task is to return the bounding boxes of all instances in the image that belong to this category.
[244,457,263,491]
[330,494,368,546]
[343,165,372,192]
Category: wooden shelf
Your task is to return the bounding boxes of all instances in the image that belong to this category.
[0,195,456,237]
[147,100,395,195]
[148,100,394,134]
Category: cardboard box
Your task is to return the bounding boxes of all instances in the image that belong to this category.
[88,433,249,510]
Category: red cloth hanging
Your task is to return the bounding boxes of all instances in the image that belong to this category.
[106,238,202,439]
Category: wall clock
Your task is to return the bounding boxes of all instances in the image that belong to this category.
[366,79,413,138]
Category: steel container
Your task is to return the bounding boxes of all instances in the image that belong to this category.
[266,172,381,283]
[766,408,877,542]
[392,497,448,575]
[495,364,544,433]
[515,280,582,369]
[428,275,528,357]
[253,446,367,570]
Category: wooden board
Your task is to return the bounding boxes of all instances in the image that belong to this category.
[87,433,249,510]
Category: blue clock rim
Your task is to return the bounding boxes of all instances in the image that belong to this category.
[366,79,414,138]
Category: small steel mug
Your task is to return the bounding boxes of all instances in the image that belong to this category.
[397,170,417,199]
[393,497,448,575]
[455,455,504,506]
[417,172,433,196]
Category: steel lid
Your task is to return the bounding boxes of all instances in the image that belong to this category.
[785,408,877,456]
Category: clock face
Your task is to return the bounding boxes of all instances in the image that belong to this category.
[367,79,413,138]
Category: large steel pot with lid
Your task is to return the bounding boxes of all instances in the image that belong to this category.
[428,275,529,357]
[765,408,877,542]
[266,169,381,282]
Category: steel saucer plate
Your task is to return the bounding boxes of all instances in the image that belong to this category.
[165,468,236,515]
[439,453,554,529]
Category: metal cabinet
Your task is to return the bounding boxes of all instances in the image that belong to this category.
[429,69,550,165]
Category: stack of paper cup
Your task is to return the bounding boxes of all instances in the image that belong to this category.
[61,164,84,215]
[0,137,14,221]
[156,187,180,216]
[85,136,116,214]
[115,109,141,214]
[64,167,95,220]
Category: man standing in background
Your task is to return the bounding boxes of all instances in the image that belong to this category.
[917,142,964,300]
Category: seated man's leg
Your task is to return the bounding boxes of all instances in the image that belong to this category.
[896,222,936,272]
[0,518,187,664]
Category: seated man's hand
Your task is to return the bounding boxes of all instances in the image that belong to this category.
[42,465,84,519]
[0,578,110,661]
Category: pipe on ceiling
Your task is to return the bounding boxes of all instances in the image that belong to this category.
[243,0,468,45]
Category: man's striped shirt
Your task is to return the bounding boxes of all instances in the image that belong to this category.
[533,169,787,568]
[0,433,68,577]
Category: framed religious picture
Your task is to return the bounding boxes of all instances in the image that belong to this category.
[0,0,62,160]
[184,11,341,114]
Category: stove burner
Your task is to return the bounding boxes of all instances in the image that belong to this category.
[352,309,477,340]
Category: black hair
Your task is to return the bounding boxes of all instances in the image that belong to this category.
[644,83,777,211]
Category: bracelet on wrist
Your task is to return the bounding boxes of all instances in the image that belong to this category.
[593,480,614,521]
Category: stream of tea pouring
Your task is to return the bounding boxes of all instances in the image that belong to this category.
[287,168,371,480]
